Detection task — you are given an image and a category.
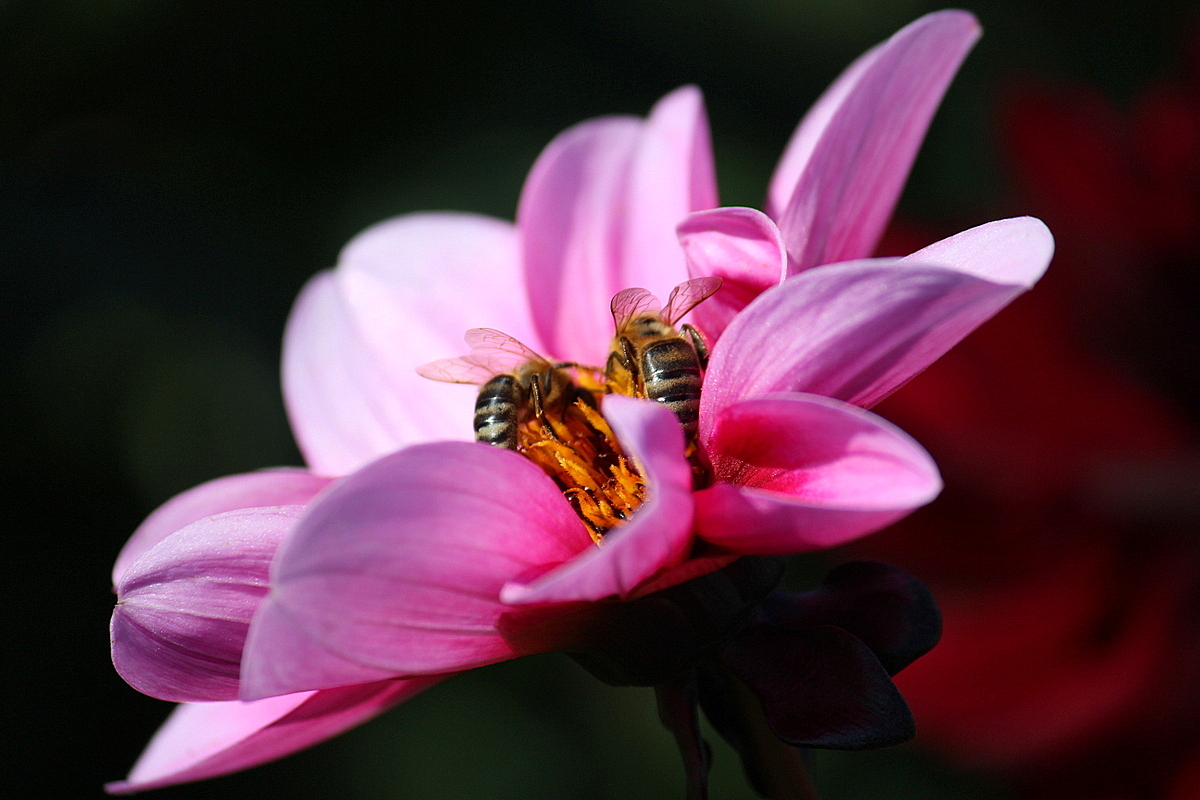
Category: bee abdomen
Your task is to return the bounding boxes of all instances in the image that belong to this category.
[641,340,702,430]
[474,374,521,449]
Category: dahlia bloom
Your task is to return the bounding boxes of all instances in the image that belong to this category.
[109,9,1052,793]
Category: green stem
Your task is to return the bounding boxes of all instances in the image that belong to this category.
[718,664,821,800]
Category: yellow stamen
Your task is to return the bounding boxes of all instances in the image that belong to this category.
[516,384,645,544]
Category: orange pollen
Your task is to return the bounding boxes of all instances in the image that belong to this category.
[515,379,646,544]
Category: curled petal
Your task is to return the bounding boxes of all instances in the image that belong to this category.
[519,115,644,364]
[113,470,331,586]
[500,395,695,605]
[702,218,1052,422]
[621,86,720,300]
[284,213,527,475]
[772,10,981,270]
[696,394,940,553]
[241,442,590,699]
[112,507,303,702]
[106,678,440,794]
[678,207,787,339]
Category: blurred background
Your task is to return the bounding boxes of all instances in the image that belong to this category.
[5,1,1199,797]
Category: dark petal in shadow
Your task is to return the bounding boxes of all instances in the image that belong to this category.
[762,561,940,674]
[719,623,915,750]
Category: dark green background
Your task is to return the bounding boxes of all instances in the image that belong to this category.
[3,1,1193,797]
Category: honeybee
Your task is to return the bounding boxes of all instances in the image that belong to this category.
[605,276,722,440]
[417,328,591,450]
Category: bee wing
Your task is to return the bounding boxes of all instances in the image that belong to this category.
[610,287,662,333]
[662,276,723,326]
[465,326,558,373]
[417,329,549,385]
[415,356,499,385]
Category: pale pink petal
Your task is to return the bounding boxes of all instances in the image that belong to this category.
[283,213,526,476]
[696,393,940,553]
[113,470,331,586]
[620,86,720,300]
[106,678,440,793]
[701,220,1052,433]
[241,442,590,699]
[519,116,643,364]
[678,206,787,339]
[500,395,695,605]
[283,272,426,476]
[773,10,981,270]
[899,216,1054,285]
[112,507,304,702]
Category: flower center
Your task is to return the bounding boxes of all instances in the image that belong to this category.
[420,276,723,542]
[510,369,646,543]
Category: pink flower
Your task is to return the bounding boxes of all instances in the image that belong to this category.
[109,9,1052,793]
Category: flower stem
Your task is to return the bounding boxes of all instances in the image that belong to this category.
[655,678,712,800]
[705,661,822,800]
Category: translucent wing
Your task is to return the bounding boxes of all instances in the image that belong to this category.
[662,277,723,326]
[415,356,500,385]
[416,328,549,385]
[462,328,550,370]
[610,287,663,334]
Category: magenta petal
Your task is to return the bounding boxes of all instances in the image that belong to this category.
[701,221,1052,428]
[106,678,440,794]
[241,442,590,699]
[519,115,643,365]
[678,207,787,339]
[620,86,720,300]
[112,507,303,702]
[500,395,695,605]
[773,10,981,270]
[283,213,526,476]
[696,393,940,553]
[113,470,331,586]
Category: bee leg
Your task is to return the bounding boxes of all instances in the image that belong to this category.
[530,375,563,441]
[619,336,644,392]
[681,324,710,370]
[622,337,639,369]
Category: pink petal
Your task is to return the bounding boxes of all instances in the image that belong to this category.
[519,88,718,365]
[620,86,720,300]
[678,206,787,339]
[106,678,440,793]
[283,213,527,476]
[898,215,1053,286]
[696,393,940,553]
[112,507,304,702]
[500,395,695,605]
[765,26,882,220]
[519,115,643,365]
[241,442,590,699]
[113,470,331,586]
[772,10,981,270]
[700,218,1053,432]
